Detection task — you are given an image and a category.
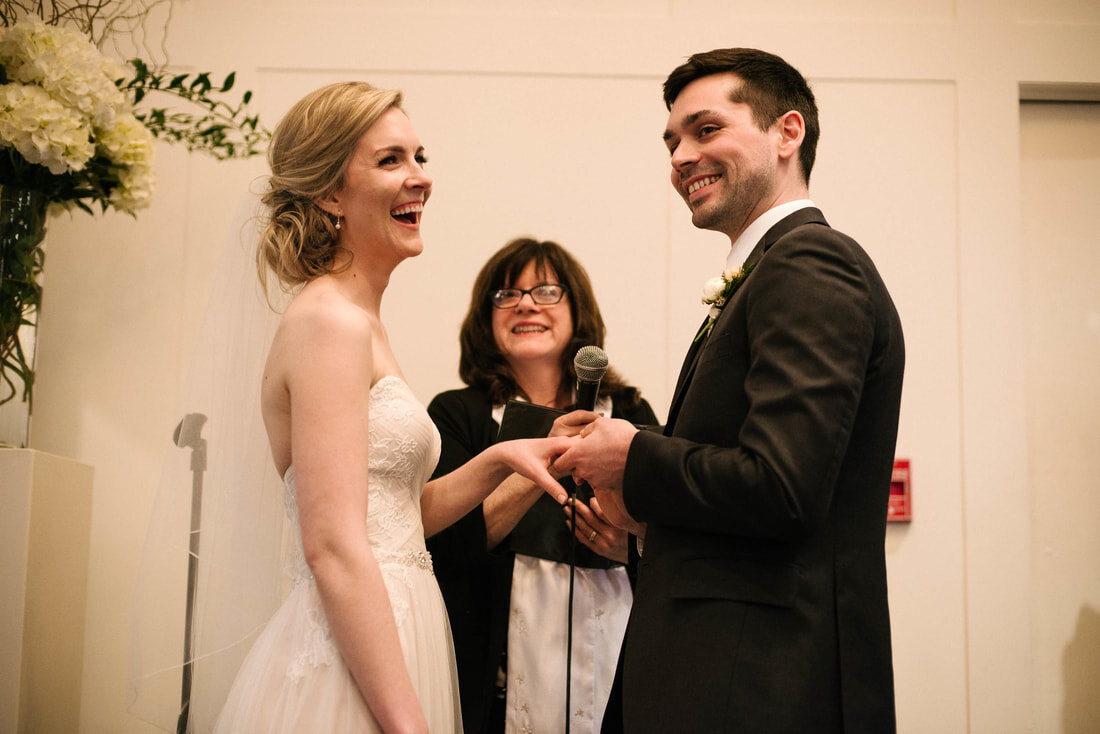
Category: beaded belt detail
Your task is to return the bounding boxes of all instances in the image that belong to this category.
[377,548,434,574]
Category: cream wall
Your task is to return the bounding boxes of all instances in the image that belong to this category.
[16,0,1099,732]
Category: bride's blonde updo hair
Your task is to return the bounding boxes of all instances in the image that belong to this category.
[257,81,404,292]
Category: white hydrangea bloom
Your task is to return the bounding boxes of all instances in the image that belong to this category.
[0,17,127,129]
[98,112,155,166]
[0,83,94,174]
[109,161,156,213]
[0,17,158,213]
[99,113,156,212]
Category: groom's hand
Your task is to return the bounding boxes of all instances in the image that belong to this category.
[553,416,637,493]
[591,488,642,535]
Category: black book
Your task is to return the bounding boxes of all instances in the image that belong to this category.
[497,399,664,441]
[496,399,566,443]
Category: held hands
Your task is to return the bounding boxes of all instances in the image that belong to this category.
[553,415,641,532]
[553,415,637,493]
[493,413,641,529]
[492,436,577,505]
[545,409,600,479]
[485,411,603,512]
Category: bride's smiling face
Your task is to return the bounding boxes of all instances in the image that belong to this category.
[327,107,432,265]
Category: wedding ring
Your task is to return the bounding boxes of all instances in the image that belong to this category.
[588,530,598,542]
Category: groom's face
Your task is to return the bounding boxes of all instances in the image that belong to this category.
[663,73,781,238]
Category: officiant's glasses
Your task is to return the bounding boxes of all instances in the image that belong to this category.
[490,284,568,309]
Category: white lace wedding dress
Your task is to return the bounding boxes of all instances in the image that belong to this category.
[213,376,462,733]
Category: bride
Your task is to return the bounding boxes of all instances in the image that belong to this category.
[212,81,574,734]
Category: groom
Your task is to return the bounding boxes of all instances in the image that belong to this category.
[555,48,904,733]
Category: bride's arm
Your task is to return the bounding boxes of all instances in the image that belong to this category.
[284,301,427,734]
[421,436,573,539]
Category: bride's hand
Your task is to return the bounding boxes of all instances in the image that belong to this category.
[493,436,576,504]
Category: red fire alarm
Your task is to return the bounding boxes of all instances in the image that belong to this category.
[887,459,912,522]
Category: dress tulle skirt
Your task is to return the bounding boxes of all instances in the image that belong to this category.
[214,561,462,733]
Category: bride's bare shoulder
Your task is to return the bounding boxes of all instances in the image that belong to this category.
[279,279,377,339]
[264,280,379,393]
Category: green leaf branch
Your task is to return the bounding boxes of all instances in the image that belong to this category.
[118,58,269,160]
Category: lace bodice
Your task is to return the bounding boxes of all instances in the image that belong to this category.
[215,377,457,702]
[282,375,442,584]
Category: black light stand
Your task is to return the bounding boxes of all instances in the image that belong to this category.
[566,489,578,734]
[172,413,207,734]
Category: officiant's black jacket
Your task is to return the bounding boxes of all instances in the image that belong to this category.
[426,386,657,734]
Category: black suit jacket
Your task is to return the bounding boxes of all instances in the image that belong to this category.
[612,208,903,733]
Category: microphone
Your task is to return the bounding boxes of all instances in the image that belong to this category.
[567,346,609,727]
[573,345,608,411]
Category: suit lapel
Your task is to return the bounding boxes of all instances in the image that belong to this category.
[670,318,708,405]
[664,316,713,434]
[663,208,829,433]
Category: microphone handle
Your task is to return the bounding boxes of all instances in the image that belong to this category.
[575,378,601,411]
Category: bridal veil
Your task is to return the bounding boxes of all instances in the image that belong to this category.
[128,189,291,733]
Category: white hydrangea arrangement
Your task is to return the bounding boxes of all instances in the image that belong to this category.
[0,15,159,410]
[0,16,155,214]
[0,6,268,410]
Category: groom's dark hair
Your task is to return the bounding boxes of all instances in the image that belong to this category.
[663,48,820,184]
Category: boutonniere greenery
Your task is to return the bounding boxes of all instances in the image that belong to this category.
[694,263,755,343]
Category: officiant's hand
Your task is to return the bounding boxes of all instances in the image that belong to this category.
[564,495,629,563]
[548,409,601,437]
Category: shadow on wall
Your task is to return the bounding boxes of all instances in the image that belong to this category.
[1063,604,1100,733]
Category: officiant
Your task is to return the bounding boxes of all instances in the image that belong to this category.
[424,237,656,734]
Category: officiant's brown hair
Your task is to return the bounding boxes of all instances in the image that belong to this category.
[256,81,403,295]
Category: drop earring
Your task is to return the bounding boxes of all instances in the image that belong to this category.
[335,213,342,231]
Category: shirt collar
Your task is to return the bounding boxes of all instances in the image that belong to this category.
[725,199,815,270]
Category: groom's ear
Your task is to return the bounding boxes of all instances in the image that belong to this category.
[775,111,805,160]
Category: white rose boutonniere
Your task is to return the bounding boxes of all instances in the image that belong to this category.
[694,263,755,342]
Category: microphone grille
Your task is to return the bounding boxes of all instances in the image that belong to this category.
[574,345,609,381]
